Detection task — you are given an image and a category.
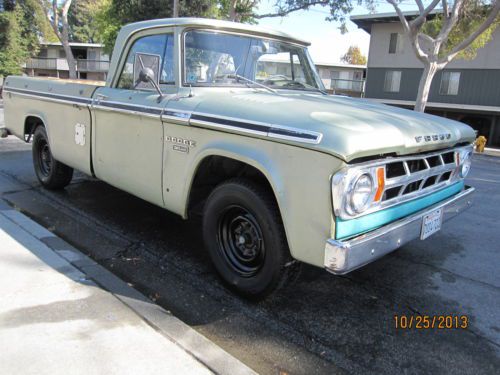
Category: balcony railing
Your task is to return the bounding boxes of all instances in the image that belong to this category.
[76,59,110,72]
[330,78,365,93]
[25,58,58,70]
[25,58,109,72]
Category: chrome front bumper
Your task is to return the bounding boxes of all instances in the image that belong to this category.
[324,185,475,274]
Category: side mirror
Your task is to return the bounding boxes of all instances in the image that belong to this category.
[133,53,164,101]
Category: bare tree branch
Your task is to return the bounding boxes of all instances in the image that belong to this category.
[39,0,77,79]
[440,0,500,64]
[441,0,449,18]
[410,0,441,29]
[415,0,425,13]
[51,0,61,39]
[387,0,430,61]
[386,0,411,33]
[436,0,463,43]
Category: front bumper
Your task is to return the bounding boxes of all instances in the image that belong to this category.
[324,185,475,274]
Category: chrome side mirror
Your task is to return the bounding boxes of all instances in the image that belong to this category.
[133,53,164,102]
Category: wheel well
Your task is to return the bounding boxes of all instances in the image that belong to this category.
[24,116,44,141]
[188,156,277,217]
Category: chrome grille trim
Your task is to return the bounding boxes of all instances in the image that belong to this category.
[332,145,473,220]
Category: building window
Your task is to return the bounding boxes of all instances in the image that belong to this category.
[38,49,48,58]
[440,71,460,95]
[389,33,399,54]
[320,68,330,79]
[384,70,401,92]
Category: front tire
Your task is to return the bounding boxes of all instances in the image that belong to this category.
[203,178,300,299]
[32,126,73,190]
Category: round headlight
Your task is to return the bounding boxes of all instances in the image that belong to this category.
[459,151,472,178]
[349,173,374,213]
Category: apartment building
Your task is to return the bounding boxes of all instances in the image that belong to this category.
[351,11,500,148]
[258,57,366,96]
[24,42,110,81]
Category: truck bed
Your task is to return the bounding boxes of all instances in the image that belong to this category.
[3,76,103,176]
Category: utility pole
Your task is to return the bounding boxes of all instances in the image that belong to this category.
[173,0,179,17]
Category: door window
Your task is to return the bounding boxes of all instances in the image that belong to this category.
[117,33,174,89]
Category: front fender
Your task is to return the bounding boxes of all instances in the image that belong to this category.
[173,136,342,267]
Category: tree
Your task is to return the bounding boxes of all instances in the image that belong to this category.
[0,5,30,76]
[0,0,52,77]
[224,0,376,29]
[68,0,105,43]
[220,0,258,22]
[341,45,367,65]
[386,0,500,112]
[96,0,220,56]
[39,0,78,79]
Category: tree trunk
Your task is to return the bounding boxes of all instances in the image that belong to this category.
[173,0,179,17]
[229,0,238,21]
[414,62,439,112]
[61,40,77,79]
[60,1,77,79]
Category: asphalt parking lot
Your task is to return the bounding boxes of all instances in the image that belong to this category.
[0,133,499,375]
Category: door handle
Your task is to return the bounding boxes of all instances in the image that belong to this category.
[96,94,108,101]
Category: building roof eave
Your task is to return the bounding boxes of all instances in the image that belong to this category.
[350,9,442,34]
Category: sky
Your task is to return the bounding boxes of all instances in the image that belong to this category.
[254,1,424,64]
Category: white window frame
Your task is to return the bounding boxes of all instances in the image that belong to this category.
[439,71,461,96]
[388,33,404,54]
[384,70,401,93]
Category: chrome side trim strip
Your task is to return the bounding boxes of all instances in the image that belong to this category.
[3,87,92,105]
[93,100,163,119]
[92,104,161,119]
[6,86,323,144]
[190,111,323,144]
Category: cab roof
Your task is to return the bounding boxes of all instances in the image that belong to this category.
[118,18,310,46]
[107,18,310,86]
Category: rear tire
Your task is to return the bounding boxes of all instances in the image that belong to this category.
[202,178,300,299]
[32,126,73,190]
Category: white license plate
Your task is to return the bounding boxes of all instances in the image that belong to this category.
[420,208,443,240]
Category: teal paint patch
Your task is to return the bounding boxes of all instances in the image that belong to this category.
[336,181,464,239]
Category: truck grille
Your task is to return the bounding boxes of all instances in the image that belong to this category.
[381,150,457,203]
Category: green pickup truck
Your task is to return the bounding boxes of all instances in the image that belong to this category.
[3,18,475,298]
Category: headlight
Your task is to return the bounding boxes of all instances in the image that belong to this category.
[459,151,472,178]
[348,173,374,213]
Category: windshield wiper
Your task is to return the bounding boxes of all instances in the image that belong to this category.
[299,81,328,96]
[226,74,278,95]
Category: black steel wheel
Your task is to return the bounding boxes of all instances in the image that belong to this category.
[38,140,52,177]
[217,206,265,277]
[32,126,73,190]
[203,178,301,299]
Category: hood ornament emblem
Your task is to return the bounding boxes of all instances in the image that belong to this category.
[415,133,451,143]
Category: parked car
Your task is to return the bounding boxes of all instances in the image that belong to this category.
[2,18,475,298]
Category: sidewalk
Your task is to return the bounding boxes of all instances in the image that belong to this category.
[481,147,500,157]
[0,194,256,374]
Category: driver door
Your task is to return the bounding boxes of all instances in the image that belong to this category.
[92,32,175,207]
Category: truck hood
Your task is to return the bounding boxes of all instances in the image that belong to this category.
[192,91,476,162]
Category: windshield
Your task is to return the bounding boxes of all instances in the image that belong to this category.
[183,30,324,91]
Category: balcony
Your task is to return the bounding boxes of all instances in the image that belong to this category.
[76,59,110,72]
[329,78,366,97]
[25,58,109,73]
[25,58,59,70]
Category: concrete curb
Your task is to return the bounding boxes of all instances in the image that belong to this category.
[0,199,257,375]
